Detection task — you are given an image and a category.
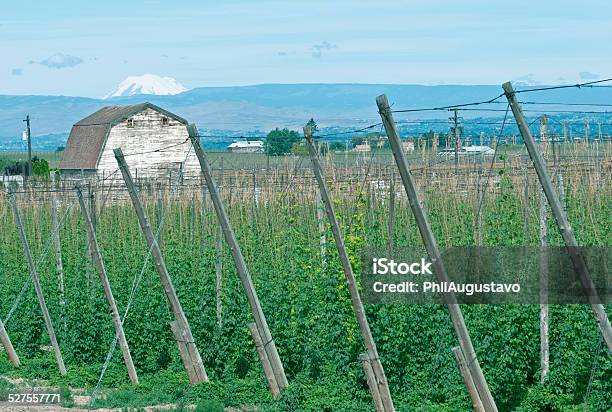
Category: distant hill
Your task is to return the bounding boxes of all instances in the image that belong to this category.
[0,83,610,150]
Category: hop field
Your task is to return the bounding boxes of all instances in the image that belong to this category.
[0,150,610,411]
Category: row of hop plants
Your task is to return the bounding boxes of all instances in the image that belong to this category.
[0,163,609,411]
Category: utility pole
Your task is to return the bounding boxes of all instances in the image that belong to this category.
[377,95,497,411]
[23,115,32,181]
[503,82,612,352]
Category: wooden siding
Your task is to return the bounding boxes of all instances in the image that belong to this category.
[96,108,200,181]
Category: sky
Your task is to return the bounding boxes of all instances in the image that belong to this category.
[1,0,611,98]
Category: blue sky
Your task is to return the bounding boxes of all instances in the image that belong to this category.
[1,0,610,98]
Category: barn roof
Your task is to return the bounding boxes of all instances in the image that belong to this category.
[60,102,188,170]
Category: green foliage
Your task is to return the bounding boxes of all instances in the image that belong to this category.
[0,173,609,411]
[194,399,225,412]
[265,128,301,156]
[32,157,50,178]
[329,141,346,151]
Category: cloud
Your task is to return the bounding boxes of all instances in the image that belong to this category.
[579,71,599,80]
[37,53,83,69]
[11,68,23,76]
[311,41,337,58]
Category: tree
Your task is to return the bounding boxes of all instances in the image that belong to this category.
[32,157,50,178]
[329,142,346,151]
[265,128,301,156]
[351,135,365,148]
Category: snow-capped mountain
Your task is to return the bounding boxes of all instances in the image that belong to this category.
[104,74,188,99]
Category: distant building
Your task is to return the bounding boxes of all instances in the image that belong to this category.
[354,141,371,152]
[227,140,264,153]
[437,145,494,156]
[402,141,415,152]
[376,137,387,149]
[461,145,495,155]
[60,102,200,180]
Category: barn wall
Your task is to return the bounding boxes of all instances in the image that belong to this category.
[96,108,201,182]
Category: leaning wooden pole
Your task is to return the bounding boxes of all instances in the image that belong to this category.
[360,353,384,412]
[186,126,288,390]
[8,192,66,376]
[76,186,139,385]
[249,322,281,398]
[114,148,208,384]
[452,346,485,412]
[0,318,20,367]
[502,82,612,351]
[304,126,395,412]
[376,95,497,412]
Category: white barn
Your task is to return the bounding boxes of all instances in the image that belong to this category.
[60,102,200,181]
[227,140,264,153]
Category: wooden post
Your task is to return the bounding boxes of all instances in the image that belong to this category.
[538,116,550,384]
[0,318,20,367]
[360,353,384,412]
[186,127,287,389]
[8,192,66,376]
[215,218,223,329]
[88,182,97,232]
[377,94,497,412]
[114,148,208,384]
[76,186,139,385]
[387,172,395,256]
[503,82,612,351]
[50,172,66,338]
[452,346,485,412]
[539,189,549,383]
[315,189,327,265]
[304,126,395,412]
[523,161,529,242]
[249,322,280,398]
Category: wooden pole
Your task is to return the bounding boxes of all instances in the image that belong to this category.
[249,322,280,398]
[503,82,612,351]
[360,353,384,412]
[388,172,395,256]
[539,188,549,383]
[214,168,223,329]
[114,148,208,384]
[215,217,223,329]
[538,116,550,384]
[8,192,66,376]
[76,186,139,385]
[377,94,497,412]
[523,161,529,242]
[0,318,20,367]
[304,126,395,412]
[50,172,66,338]
[316,189,327,265]
[187,126,288,389]
[452,346,485,412]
